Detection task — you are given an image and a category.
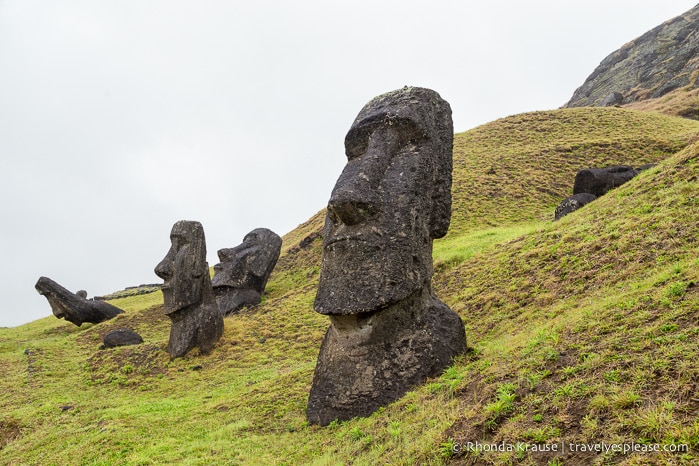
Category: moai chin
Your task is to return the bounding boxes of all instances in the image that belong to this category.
[306,87,467,426]
[211,228,282,316]
[155,220,223,358]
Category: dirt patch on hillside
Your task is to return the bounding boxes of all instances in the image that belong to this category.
[0,420,21,450]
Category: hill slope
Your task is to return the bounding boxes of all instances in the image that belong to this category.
[565,4,699,109]
[1,108,698,465]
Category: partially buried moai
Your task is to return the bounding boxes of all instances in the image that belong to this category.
[155,220,223,358]
[211,228,282,316]
[306,86,467,426]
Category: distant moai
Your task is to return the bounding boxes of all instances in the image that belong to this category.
[306,87,467,426]
[554,164,656,220]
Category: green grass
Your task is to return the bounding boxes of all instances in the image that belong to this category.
[2,107,699,464]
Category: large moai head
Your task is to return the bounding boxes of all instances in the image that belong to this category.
[314,86,453,315]
[307,87,465,426]
[154,220,210,314]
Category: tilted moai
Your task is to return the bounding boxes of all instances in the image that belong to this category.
[35,276,123,326]
[211,228,282,316]
[154,220,223,358]
[306,87,467,426]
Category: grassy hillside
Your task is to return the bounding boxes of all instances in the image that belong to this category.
[1,107,699,465]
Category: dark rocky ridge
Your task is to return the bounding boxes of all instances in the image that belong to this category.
[565,4,699,108]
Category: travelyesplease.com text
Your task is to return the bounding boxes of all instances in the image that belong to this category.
[453,441,689,455]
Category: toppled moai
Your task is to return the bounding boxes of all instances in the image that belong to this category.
[154,220,223,358]
[306,87,467,426]
[35,276,123,326]
[211,228,282,316]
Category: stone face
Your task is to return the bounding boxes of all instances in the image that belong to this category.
[306,87,466,426]
[102,328,144,348]
[565,5,699,108]
[154,220,223,358]
[573,166,638,197]
[314,86,454,315]
[554,193,598,220]
[35,276,123,326]
[211,228,282,315]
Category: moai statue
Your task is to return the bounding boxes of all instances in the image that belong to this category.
[211,228,282,316]
[573,165,638,197]
[35,277,123,326]
[306,87,467,426]
[154,220,223,358]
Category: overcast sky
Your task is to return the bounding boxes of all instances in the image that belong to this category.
[1,1,696,327]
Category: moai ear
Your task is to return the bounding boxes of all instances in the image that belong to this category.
[188,222,208,278]
[428,96,453,240]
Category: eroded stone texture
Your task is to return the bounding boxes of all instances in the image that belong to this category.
[307,86,466,426]
[35,277,123,326]
[554,193,598,220]
[211,228,282,316]
[154,220,223,358]
[573,166,638,197]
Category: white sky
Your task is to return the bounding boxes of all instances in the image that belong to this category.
[0,1,696,327]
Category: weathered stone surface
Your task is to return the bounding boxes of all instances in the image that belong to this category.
[600,91,624,107]
[35,277,123,326]
[102,328,143,348]
[211,228,282,316]
[554,193,598,220]
[573,165,638,197]
[308,288,465,425]
[155,220,223,358]
[307,87,466,426]
[565,5,699,108]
